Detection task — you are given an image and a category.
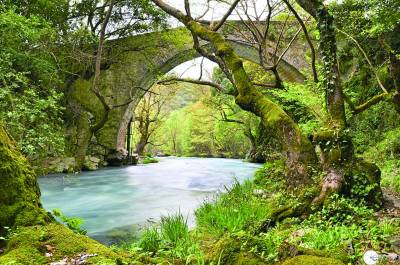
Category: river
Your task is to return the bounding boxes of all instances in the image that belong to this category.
[38,157,261,244]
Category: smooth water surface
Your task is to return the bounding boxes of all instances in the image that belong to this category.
[38,157,260,244]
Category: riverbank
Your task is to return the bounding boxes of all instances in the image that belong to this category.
[2,160,399,264]
[32,152,255,176]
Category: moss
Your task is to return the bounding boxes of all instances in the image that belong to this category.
[0,223,128,265]
[280,255,345,265]
[204,234,267,264]
[342,159,383,207]
[0,125,51,236]
[141,156,159,164]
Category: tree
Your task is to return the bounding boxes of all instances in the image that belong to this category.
[61,0,167,168]
[133,85,175,155]
[0,124,51,237]
[0,9,65,160]
[150,0,392,221]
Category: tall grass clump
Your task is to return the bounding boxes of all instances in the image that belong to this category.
[195,179,270,235]
[160,212,189,245]
[138,227,160,252]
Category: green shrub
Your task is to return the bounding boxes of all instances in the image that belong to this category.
[142,156,159,164]
[305,194,374,227]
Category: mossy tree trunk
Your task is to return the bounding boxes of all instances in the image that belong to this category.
[0,125,51,237]
[295,0,383,206]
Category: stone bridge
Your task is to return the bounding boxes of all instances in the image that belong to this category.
[66,24,312,165]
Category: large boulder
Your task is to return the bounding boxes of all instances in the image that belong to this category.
[82,156,101,171]
[46,157,76,173]
[106,148,128,166]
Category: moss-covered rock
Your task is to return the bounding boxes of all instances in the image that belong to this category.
[0,223,129,265]
[0,125,51,237]
[280,255,345,265]
[204,234,267,265]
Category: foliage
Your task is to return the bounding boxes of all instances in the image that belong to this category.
[138,227,160,253]
[120,213,204,263]
[147,82,253,158]
[160,213,190,245]
[306,194,373,227]
[0,10,65,159]
[52,209,87,235]
[69,0,167,38]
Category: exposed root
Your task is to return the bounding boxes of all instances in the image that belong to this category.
[312,169,344,205]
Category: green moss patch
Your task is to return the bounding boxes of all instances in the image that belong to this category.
[0,224,127,265]
[280,255,344,265]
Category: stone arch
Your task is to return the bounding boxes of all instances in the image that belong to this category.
[66,27,309,163]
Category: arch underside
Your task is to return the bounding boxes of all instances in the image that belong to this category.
[115,41,306,151]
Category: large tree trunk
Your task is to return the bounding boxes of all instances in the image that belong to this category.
[153,0,382,211]
[295,0,383,206]
[0,125,51,238]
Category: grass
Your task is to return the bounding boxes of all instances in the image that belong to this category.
[195,180,271,235]
[138,227,160,253]
[363,127,400,194]
[160,212,189,245]
[380,159,400,193]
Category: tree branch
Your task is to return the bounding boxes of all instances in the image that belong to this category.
[158,77,227,93]
[283,0,318,82]
[211,0,241,31]
[90,0,115,133]
[337,28,388,94]
[344,92,390,114]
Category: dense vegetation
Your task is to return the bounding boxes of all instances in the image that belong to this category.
[0,0,399,264]
[131,78,257,158]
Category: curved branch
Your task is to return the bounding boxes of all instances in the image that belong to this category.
[158,77,227,93]
[344,92,390,114]
[212,0,241,31]
[337,28,388,94]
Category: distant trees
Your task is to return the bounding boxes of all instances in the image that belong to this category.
[133,85,176,155]
[134,81,253,158]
